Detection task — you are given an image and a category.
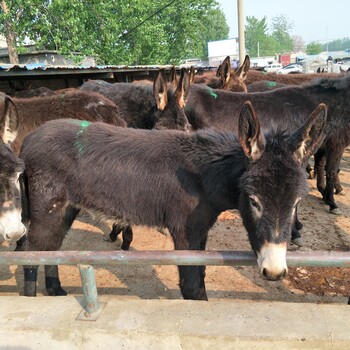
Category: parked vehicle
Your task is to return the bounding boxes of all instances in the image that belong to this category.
[277,63,303,74]
[264,63,283,73]
[179,58,204,68]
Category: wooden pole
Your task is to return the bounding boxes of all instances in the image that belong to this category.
[237,0,246,63]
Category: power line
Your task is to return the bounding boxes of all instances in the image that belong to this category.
[119,0,177,39]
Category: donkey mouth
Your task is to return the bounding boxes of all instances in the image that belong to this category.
[261,267,288,281]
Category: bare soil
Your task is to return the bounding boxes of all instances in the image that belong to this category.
[1,150,350,304]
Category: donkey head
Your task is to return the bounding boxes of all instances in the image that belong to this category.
[238,101,327,280]
[0,93,26,242]
[153,68,192,132]
[217,55,250,92]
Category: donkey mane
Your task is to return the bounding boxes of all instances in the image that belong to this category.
[312,74,350,90]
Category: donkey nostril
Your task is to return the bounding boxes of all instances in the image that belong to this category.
[5,234,10,240]
[262,268,268,278]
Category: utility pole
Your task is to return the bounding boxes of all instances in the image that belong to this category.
[237,0,245,63]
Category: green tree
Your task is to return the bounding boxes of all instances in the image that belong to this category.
[270,14,294,54]
[306,41,323,55]
[323,37,350,52]
[245,16,279,57]
[0,0,229,65]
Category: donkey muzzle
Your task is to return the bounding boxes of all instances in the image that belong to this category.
[257,242,288,281]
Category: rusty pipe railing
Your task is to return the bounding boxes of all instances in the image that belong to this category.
[0,250,349,267]
[1,250,349,319]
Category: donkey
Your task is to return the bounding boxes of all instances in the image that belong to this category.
[79,68,191,132]
[245,69,340,86]
[185,75,350,218]
[0,93,27,242]
[193,55,250,92]
[80,69,192,248]
[10,90,127,154]
[12,87,56,99]
[247,80,288,92]
[18,101,326,299]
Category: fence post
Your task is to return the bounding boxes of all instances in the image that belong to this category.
[77,264,101,320]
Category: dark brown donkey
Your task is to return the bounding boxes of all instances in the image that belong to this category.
[10,90,127,154]
[79,68,192,247]
[192,55,250,92]
[0,93,27,242]
[18,101,326,299]
[79,68,191,132]
[185,75,349,218]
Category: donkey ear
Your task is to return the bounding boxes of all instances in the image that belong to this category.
[216,64,222,77]
[288,103,327,164]
[153,69,168,111]
[0,94,19,144]
[189,66,195,84]
[235,55,250,81]
[218,56,231,84]
[238,101,266,161]
[174,67,190,109]
[169,66,178,86]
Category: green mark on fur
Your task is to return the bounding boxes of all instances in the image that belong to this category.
[267,81,277,87]
[206,86,217,99]
[75,120,91,156]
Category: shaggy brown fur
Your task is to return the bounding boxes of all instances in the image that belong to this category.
[245,69,340,85]
[18,102,326,299]
[11,90,127,154]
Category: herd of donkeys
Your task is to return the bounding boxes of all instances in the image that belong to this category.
[0,55,349,302]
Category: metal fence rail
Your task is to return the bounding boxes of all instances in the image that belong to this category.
[1,250,349,267]
[1,250,349,319]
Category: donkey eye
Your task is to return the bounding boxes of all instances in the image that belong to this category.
[249,196,261,211]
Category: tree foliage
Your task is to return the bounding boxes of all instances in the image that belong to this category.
[270,14,294,53]
[245,16,272,57]
[323,37,350,52]
[306,41,323,55]
[0,0,229,65]
[245,14,296,57]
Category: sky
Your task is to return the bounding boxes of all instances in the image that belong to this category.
[217,0,349,44]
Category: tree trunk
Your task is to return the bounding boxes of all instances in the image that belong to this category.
[1,0,19,65]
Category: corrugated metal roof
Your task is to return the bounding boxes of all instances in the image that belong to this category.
[0,63,174,76]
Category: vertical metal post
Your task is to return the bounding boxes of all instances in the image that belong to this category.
[78,264,101,320]
[237,0,246,63]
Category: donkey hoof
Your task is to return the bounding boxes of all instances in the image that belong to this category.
[329,207,341,215]
[336,191,346,196]
[291,237,304,247]
[47,287,67,296]
[103,235,114,242]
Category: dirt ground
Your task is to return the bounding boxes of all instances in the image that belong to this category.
[0,150,349,304]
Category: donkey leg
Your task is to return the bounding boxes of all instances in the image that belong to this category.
[106,222,123,242]
[313,148,326,195]
[44,205,80,296]
[334,168,343,194]
[15,237,38,296]
[294,206,303,230]
[22,202,78,296]
[23,265,39,297]
[291,207,303,247]
[105,223,133,250]
[45,265,67,296]
[323,148,344,213]
[121,225,133,251]
[170,218,210,301]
